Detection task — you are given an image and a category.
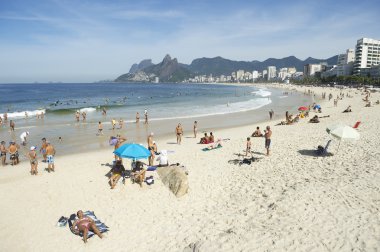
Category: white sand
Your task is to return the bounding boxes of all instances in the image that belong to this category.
[0,85,379,252]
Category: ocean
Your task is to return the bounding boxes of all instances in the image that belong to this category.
[0,83,312,157]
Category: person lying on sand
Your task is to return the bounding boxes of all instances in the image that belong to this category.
[251,127,263,137]
[110,160,125,189]
[71,210,103,243]
[343,105,352,113]
[309,115,320,123]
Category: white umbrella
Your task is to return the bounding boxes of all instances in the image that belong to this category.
[326,123,345,134]
[329,125,360,153]
[330,125,360,140]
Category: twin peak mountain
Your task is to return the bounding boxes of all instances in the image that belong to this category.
[114,54,338,83]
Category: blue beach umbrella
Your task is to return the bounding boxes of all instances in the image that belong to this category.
[113,143,151,160]
[314,104,321,109]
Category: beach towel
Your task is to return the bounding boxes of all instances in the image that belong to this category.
[68,211,109,238]
[147,166,157,171]
[202,145,222,151]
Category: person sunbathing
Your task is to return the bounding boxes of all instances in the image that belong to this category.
[109,160,125,189]
[343,105,352,113]
[251,127,263,137]
[208,132,215,143]
[71,210,103,243]
[309,115,320,123]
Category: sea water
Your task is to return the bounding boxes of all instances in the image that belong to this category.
[0,83,312,156]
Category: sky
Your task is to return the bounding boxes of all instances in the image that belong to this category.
[0,0,379,83]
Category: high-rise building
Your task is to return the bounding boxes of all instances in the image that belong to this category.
[353,38,380,75]
[252,71,259,80]
[303,64,322,77]
[267,66,276,80]
[337,49,355,76]
[236,70,245,80]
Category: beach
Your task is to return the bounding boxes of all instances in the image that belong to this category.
[0,84,379,251]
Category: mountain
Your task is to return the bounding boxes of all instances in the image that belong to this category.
[115,54,193,82]
[115,54,338,82]
[129,59,154,74]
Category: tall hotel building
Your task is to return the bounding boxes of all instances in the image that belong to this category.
[353,38,380,75]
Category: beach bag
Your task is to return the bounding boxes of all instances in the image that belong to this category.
[57,216,68,227]
[145,176,154,185]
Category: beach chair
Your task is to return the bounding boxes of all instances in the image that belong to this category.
[315,140,332,156]
[352,121,361,129]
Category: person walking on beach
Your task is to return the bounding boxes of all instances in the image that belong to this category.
[118,118,124,129]
[136,112,140,123]
[46,142,56,172]
[144,109,148,124]
[40,138,48,162]
[28,146,38,175]
[75,111,80,122]
[269,109,274,120]
[246,137,252,157]
[264,126,272,156]
[20,131,29,146]
[147,132,154,166]
[82,111,87,121]
[9,120,15,131]
[102,107,107,116]
[0,141,7,166]
[97,121,103,135]
[111,119,116,130]
[193,121,198,138]
[175,123,183,144]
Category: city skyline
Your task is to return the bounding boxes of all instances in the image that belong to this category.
[0,0,379,83]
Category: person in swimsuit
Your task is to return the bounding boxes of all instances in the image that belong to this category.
[82,111,87,121]
[0,141,7,166]
[147,132,154,166]
[193,121,198,138]
[46,142,56,172]
[109,160,125,189]
[144,109,148,124]
[246,137,252,157]
[264,126,272,156]
[118,118,124,129]
[136,112,140,123]
[114,135,126,161]
[98,121,103,135]
[71,210,103,243]
[40,138,48,162]
[175,123,183,145]
[75,111,80,122]
[8,142,18,165]
[9,120,15,132]
[28,146,38,175]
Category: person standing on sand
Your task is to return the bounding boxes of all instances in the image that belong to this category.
[175,123,183,144]
[75,111,80,122]
[246,137,252,157]
[136,112,140,123]
[28,146,38,175]
[144,109,148,124]
[193,121,198,138]
[118,118,124,129]
[46,142,56,172]
[40,138,48,162]
[9,120,15,131]
[147,132,154,166]
[98,121,103,135]
[264,126,272,156]
[8,142,19,165]
[0,141,7,166]
[111,119,116,130]
[269,109,274,120]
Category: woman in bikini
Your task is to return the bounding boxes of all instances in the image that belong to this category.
[71,210,103,243]
[28,146,38,175]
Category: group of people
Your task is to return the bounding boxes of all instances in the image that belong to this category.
[199,132,215,144]
[246,126,272,157]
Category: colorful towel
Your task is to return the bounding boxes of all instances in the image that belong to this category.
[68,211,109,238]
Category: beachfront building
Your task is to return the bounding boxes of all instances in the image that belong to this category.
[353,38,380,76]
[304,64,323,77]
[262,70,267,79]
[267,66,276,80]
[252,70,259,80]
[337,49,355,76]
[236,70,245,81]
[288,67,297,74]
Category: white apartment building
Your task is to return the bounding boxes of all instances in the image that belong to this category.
[304,64,322,77]
[336,49,355,76]
[236,70,245,80]
[252,70,259,79]
[353,37,380,75]
[267,66,276,80]
[288,67,297,74]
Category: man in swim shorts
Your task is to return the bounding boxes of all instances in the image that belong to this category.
[175,123,183,144]
[147,132,154,166]
[264,126,272,156]
[40,138,48,162]
[46,142,56,172]
[71,210,103,243]
[8,141,19,165]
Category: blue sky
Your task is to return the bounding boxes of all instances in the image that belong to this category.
[0,0,379,83]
